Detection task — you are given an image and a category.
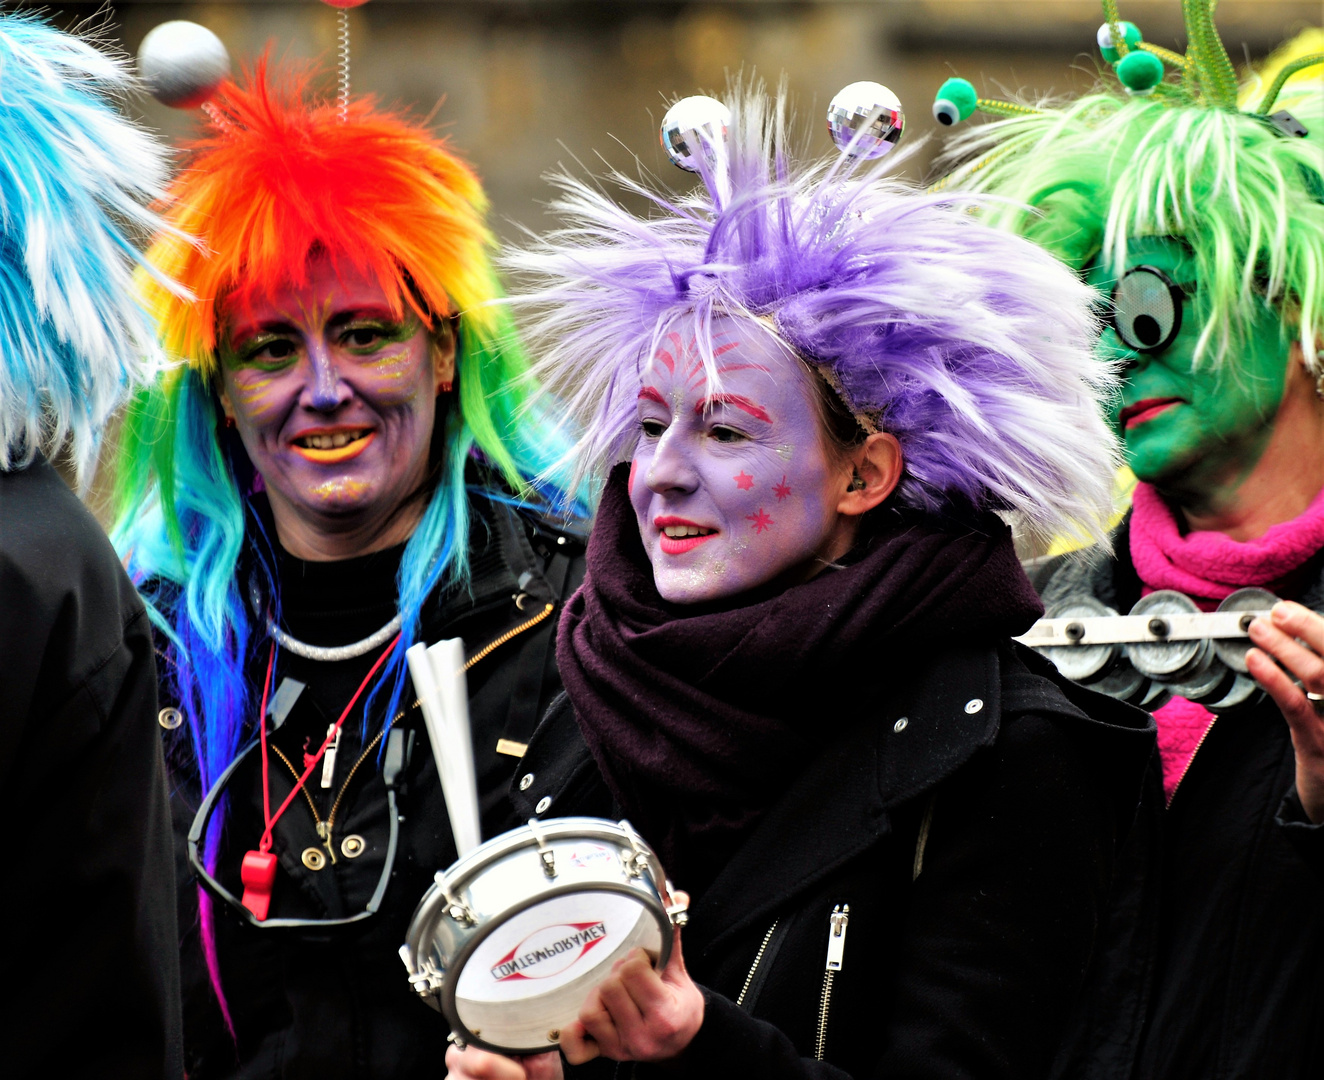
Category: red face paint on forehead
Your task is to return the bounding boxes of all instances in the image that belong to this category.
[650,331,755,391]
[630,315,845,604]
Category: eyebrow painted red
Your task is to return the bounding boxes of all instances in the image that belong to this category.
[694,393,772,423]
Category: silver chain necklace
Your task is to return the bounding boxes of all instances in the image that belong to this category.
[251,580,402,663]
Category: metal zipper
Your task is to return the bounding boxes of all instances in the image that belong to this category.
[464,602,554,669]
[815,904,850,1061]
[1166,711,1217,806]
[736,921,780,1007]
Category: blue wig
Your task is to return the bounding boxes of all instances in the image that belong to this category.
[0,13,172,484]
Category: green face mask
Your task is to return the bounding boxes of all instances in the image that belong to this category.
[1086,236,1292,493]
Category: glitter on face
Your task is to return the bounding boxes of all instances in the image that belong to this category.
[311,477,370,500]
[217,255,445,533]
[629,316,845,604]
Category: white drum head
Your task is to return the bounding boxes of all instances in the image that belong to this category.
[452,888,664,1050]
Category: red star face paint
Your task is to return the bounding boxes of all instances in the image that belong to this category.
[217,255,449,542]
[629,317,845,603]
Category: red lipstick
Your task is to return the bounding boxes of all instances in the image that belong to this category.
[1120,398,1182,430]
[654,515,720,556]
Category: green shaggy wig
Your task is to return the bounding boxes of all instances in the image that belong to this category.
[938,22,1324,372]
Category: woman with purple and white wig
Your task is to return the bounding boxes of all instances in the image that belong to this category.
[446,88,1156,1080]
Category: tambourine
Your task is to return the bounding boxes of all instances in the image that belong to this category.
[1018,586,1280,712]
[400,816,688,1054]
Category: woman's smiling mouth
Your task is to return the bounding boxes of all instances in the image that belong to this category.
[290,427,376,464]
[656,516,719,555]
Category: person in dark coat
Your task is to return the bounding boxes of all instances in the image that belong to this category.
[444,87,1155,1080]
[0,12,182,1079]
[936,10,1324,1077]
[110,68,585,1078]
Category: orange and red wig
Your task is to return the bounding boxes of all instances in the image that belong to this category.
[142,63,500,370]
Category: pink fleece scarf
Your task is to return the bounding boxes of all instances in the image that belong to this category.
[1129,481,1324,800]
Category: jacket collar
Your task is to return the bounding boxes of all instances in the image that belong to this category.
[433,488,566,628]
[691,643,1002,955]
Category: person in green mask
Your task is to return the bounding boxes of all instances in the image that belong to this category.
[935,6,1324,1078]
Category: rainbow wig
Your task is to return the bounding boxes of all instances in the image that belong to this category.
[507,87,1121,552]
[936,4,1324,373]
[0,13,171,484]
[111,65,574,1025]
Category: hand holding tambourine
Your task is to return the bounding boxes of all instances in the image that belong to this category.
[1247,601,1324,822]
[443,920,702,1078]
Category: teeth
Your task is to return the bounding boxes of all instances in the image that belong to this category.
[302,431,367,450]
[662,525,713,538]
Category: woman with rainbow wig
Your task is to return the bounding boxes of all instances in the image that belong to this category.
[113,63,582,1077]
[937,5,1324,1077]
[446,86,1155,1080]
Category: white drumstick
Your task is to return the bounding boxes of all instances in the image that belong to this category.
[405,639,482,857]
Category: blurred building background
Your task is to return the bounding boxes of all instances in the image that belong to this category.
[18,0,1319,509]
[30,0,1323,245]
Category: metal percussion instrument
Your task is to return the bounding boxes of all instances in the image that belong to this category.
[1018,587,1282,712]
[401,816,688,1055]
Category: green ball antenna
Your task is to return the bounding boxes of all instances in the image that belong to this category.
[930,77,1043,127]
[1097,20,1142,63]
[933,78,977,126]
[1116,50,1166,95]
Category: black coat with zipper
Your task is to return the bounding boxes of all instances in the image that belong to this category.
[164,489,586,1079]
[1029,518,1324,1080]
[509,640,1156,1080]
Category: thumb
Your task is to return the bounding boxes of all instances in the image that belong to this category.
[660,924,689,985]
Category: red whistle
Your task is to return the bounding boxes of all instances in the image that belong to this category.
[240,850,279,921]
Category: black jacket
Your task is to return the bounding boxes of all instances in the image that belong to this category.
[1030,518,1324,1080]
[0,456,182,1079]
[167,490,586,1079]
[510,640,1155,1080]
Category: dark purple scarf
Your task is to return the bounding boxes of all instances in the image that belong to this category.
[557,465,1044,892]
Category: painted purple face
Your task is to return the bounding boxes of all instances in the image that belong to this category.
[629,318,849,604]
[216,257,450,545]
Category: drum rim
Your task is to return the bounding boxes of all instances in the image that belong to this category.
[439,877,674,1055]
[404,817,667,946]
[452,817,661,888]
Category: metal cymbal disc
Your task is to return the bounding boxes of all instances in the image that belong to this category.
[1212,588,1279,675]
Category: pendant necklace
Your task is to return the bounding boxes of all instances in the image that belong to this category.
[239,632,402,922]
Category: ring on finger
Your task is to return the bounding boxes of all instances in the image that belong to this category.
[1307,691,1324,714]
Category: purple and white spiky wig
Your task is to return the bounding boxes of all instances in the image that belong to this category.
[508,88,1121,550]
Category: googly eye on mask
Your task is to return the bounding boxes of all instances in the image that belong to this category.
[1110,265,1188,353]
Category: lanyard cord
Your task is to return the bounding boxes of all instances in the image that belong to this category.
[256,632,402,854]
